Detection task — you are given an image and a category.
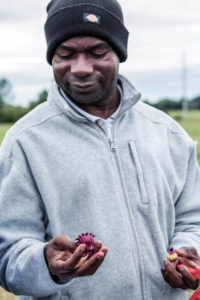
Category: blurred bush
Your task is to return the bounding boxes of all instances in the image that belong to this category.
[0,78,48,123]
[144,96,200,112]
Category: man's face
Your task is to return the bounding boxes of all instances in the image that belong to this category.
[52,36,119,104]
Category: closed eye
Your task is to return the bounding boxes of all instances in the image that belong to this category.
[91,51,108,58]
[58,53,74,59]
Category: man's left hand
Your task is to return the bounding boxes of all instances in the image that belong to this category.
[161,246,200,290]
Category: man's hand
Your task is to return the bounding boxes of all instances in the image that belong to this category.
[161,246,200,290]
[176,247,200,270]
[44,235,108,281]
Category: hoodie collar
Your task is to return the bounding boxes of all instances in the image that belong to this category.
[48,74,141,122]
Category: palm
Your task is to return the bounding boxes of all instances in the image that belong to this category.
[54,249,74,262]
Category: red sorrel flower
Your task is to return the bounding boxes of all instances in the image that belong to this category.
[167,247,178,261]
[76,233,96,258]
[168,247,175,255]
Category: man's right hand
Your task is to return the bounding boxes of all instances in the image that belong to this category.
[44,235,108,281]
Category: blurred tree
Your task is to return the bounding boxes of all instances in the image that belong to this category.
[0,88,48,123]
[0,79,14,121]
[190,96,200,110]
[154,99,182,111]
[29,90,48,110]
[0,78,12,108]
[0,105,29,123]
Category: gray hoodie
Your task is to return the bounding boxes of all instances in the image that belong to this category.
[0,75,200,300]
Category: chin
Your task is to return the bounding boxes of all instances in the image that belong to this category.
[73,97,99,105]
[70,92,103,104]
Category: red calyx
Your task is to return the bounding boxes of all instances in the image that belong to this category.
[76,233,96,258]
[168,247,176,255]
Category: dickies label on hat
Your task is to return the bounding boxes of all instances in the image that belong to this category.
[83,13,101,25]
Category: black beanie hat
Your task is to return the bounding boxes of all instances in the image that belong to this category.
[45,0,129,65]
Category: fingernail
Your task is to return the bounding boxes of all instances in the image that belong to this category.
[164,260,168,266]
[179,266,184,272]
[102,250,107,254]
[97,255,103,260]
[81,245,85,251]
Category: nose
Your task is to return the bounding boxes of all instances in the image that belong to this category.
[71,54,93,77]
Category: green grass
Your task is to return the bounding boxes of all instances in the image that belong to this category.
[188,290,195,298]
[0,123,13,145]
[0,111,199,300]
[0,287,18,300]
[168,110,200,165]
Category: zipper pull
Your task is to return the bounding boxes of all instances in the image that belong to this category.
[109,139,116,151]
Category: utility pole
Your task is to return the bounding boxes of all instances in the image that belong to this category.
[182,52,188,120]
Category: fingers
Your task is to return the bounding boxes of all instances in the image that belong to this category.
[161,261,178,289]
[175,249,189,257]
[48,243,86,276]
[86,247,108,275]
[161,264,177,289]
[81,240,102,258]
[59,246,108,281]
[77,247,108,276]
[62,244,87,272]
[176,249,194,259]
[161,259,188,290]
[176,247,199,259]
[179,247,198,256]
[177,265,198,290]
[94,241,102,254]
[170,259,179,268]
[176,248,200,270]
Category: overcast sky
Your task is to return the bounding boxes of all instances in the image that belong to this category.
[0,0,200,106]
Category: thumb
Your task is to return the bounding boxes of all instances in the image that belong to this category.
[54,235,78,252]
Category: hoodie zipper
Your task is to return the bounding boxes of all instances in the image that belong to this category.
[68,94,144,298]
[107,100,144,299]
[108,137,144,300]
[109,138,116,151]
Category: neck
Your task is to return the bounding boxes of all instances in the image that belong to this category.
[72,85,120,119]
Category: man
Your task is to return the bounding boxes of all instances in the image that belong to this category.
[0,0,200,299]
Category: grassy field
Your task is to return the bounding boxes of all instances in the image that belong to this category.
[0,110,199,300]
[168,110,200,165]
[0,288,18,300]
[0,123,13,144]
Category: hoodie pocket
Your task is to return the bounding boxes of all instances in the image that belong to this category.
[129,141,149,204]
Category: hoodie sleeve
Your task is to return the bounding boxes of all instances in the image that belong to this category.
[0,157,73,297]
[170,144,200,254]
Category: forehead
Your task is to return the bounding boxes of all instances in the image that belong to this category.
[59,36,111,49]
